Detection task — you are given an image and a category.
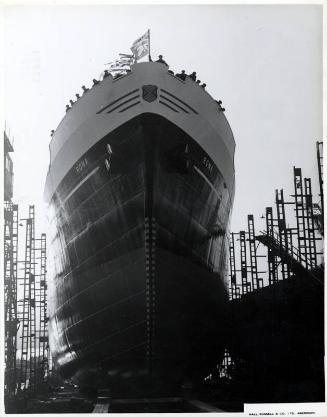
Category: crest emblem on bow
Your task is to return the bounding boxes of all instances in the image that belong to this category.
[142,85,158,103]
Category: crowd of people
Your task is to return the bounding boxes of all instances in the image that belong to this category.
[156,55,225,111]
[154,56,215,94]
[60,54,225,124]
[64,69,129,113]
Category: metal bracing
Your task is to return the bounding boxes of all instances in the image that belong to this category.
[266,207,278,285]
[247,215,259,290]
[293,167,309,269]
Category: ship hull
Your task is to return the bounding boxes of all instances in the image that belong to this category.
[47,113,232,393]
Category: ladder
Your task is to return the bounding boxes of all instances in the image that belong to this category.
[38,233,48,383]
[28,206,37,394]
[240,231,250,294]
[275,189,289,279]
[316,141,323,219]
[266,207,278,284]
[304,178,317,269]
[247,215,259,290]
[4,203,19,397]
[293,168,309,269]
[229,232,238,299]
[19,217,33,393]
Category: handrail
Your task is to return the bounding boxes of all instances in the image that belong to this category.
[257,230,315,270]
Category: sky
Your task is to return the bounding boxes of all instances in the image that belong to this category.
[4,4,323,237]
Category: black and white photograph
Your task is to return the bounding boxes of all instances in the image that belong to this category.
[2,2,325,414]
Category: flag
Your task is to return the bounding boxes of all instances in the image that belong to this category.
[106,57,132,66]
[105,57,133,72]
[130,30,150,60]
[118,57,134,66]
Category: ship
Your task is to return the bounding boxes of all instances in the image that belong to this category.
[44,59,235,396]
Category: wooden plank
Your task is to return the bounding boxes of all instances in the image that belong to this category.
[187,399,226,412]
[93,402,109,413]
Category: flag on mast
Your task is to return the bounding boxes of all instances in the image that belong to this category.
[130,30,150,61]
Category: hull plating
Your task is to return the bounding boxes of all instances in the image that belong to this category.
[47,113,234,391]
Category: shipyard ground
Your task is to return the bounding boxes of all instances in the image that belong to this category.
[6,365,323,414]
[6,383,244,413]
[6,269,324,414]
